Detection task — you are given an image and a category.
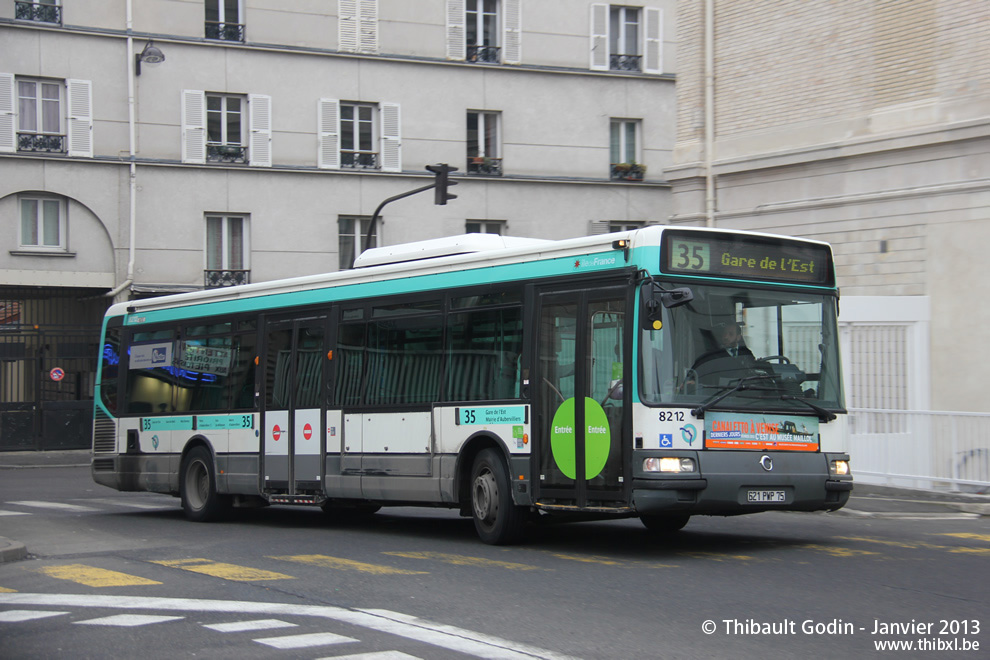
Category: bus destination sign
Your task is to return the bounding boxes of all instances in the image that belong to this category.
[661,231,833,285]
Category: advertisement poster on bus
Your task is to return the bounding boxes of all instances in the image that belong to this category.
[705,412,819,451]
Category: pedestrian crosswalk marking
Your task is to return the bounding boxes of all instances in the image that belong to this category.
[0,609,67,622]
[205,618,298,632]
[8,501,98,512]
[271,554,427,575]
[74,614,183,627]
[151,558,295,582]
[35,564,162,587]
[320,652,423,660]
[254,631,357,649]
[383,551,541,571]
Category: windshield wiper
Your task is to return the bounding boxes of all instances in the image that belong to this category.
[690,374,776,419]
[778,394,837,422]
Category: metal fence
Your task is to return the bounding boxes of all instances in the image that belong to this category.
[847,408,990,493]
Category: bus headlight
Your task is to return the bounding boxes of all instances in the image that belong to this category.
[830,459,850,476]
[644,457,696,473]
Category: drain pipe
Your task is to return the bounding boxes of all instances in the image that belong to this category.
[703,0,716,227]
[109,0,137,300]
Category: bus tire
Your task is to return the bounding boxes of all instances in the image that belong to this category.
[470,448,526,545]
[640,513,690,533]
[180,446,230,522]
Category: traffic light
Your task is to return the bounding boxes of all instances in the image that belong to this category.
[426,163,458,205]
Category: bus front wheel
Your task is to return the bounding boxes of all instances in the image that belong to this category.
[180,446,230,522]
[470,448,526,545]
[640,513,690,533]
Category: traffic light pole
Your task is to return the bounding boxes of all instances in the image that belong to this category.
[357,164,458,267]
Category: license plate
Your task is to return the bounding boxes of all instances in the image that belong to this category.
[747,489,786,503]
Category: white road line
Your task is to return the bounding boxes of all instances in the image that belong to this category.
[7,501,98,512]
[74,614,184,627]
[0,594,580,660]
[205,619,298,633]
[318,653,423,660]
[83,498,173,510]
[0,510,31,516]
[254,631,358,649]
[0,610,67,622]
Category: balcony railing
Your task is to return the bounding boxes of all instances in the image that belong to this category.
[610,54,642,72]
[610,163,646,181]
[205,21,245,42]
[467,156,503,176]
[467,45,501,63]
[205,269,250,288]
[18,133,66,153]
[341,151,379,169]
[206,143,248,164]
[15,1,62,24]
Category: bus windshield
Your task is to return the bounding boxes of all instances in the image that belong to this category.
[640,281,844,413]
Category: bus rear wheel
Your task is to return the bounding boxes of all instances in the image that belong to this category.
[640,513,690,533]
[180,446,230,522]
[470,448,526,545]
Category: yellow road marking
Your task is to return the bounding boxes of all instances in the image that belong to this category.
[0,586,17,592]
[838,536,918,549]
[679,551,756,561]
[800,545,880,558]
[939,533,990,543]
[384,551,541,571]
[150,558,294,582]
[272,554,427,575]
[548,553,622,566]
[36,564,161,587]
[947,547,990,555]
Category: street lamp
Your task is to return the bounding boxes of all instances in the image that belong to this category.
[135,40,166,76]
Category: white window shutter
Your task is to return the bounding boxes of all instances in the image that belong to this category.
[0,73,15,153]
[66,79,93,158]
[589,220,611,235]
[446,0,466,60]
[590,3,609,71]
[249,94,272,167]
[503,0,522,65]
[644,8,663,74]
[318,98,341,169]
[380,102,401,172]
[181,89,206,164]
[359,0,378,53]
[339,0,358,52]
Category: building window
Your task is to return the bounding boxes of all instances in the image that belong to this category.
[206,0,244,42]
[339,216,376,270]
[14,0,61,24]
[341,104,378,169]
[466,0,500,63]
[609,6,640,71]
[467,111,502,176]
[610,119,645,180]
[206,94,246,163]
[19,196,66,251]
[17,78,64,153]
[466,221,504,235]
[205,215,249,287]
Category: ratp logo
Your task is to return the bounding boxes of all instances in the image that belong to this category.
[680,424,697,446]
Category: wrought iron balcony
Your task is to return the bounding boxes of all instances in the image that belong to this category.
[610,163,646,181]
[341,151,379,169]
[206,143,248,164]
[205,269,250,288]
[15,1,62,24]
[205,21,245,42]
[610,54,642,72]
[467,156,503,176]
[467,45,501,63]
[18,133,66,153]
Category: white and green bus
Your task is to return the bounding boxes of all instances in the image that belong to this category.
[92,226,851,544]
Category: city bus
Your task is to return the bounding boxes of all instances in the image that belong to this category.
[92,226,852,544]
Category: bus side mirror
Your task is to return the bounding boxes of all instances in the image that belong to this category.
[641,285,693,330]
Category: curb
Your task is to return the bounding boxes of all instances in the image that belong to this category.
[0,536,27,564]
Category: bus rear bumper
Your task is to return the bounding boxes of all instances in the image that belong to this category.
[631,450,852,516]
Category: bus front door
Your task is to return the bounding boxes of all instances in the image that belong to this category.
[262,316,328,496]
[536,287,629,509]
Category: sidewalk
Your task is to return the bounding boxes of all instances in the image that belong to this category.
[0,450,987,564]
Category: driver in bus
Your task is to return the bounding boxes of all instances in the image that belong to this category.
[686,321,755,389]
